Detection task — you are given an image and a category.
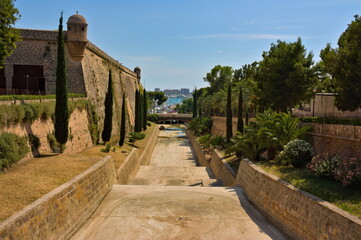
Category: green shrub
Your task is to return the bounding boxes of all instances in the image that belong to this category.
[0,93,85,101]
[188,117,213,136]
[86,103,99,145]
[147,114,159,123]
[335,157,361,188]
[0,133,29,170]
[300,117,361,126]
[128,132,146,146]
[47,132,59,152]
[101,143,111,153]
[147,121,151,126]
[278,140,313,167]
[210,135,226,149]
[307,153,340,179]
[28,134,41,152]
[197,134,212,148]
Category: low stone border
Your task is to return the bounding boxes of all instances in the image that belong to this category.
[116,125,159,184]
[186,130,209,166]
[209,149,236,186]
[187,130,236,186]
[236,159,361,240]
[0,156,116,240]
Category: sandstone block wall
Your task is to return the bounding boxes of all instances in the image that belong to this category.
[116,125,159,184]
[5,30,86,95]
[187,130,236,186]
[81,44,139,136]
[209,150,236,187]
[301,122,361,157]
[0,107,93,156]
[186,130,209,167]
[211,116,239,137]
[4,29,140,136]
[236,159,361,240]
[0,156,116,240]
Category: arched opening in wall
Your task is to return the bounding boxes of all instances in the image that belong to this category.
[12,65,45,95]
[82,27,85,31]
[0,67,6,94]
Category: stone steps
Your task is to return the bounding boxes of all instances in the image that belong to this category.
[128,165,217,186]
[128,177,222,186]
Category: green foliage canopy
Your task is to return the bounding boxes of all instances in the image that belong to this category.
[203,65,233,95]
[320,15,361,111]
[254,38,314,112]
[148,91,168,106]
[0,0,21,65]
[176,98,193,114]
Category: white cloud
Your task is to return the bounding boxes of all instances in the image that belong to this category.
[182,33,298,40]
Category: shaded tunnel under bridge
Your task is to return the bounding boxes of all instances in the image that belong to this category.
[156,113,192,124]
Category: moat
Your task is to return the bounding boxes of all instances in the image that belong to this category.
[71,126,286,240]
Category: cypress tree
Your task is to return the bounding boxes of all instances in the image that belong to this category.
[139,90,143,131]
[193,88,197,118]
[226,83,232,142]
[134,89,140,132]
[143,89,147,130]
[101,70,113,142]
[237,85,244,134]
[54,12,69,150]
[119,94,126,146]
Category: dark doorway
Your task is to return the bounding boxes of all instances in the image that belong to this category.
[0,67,5,94]
[12,65,45,95]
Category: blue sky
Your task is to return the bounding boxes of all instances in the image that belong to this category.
[14,0,361,91]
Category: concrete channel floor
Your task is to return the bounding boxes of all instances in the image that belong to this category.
[71,127,287,240]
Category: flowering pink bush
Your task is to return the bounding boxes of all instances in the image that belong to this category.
[335,157,361,188]
[307,153,340,179]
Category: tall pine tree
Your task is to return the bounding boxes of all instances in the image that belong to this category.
[226,83,232,142]
[119,94,126,146]
[237,85,244,134]
[101,70,113,142]
[54,12,69,151]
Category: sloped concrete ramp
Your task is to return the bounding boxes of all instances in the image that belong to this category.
[71,185,286,240]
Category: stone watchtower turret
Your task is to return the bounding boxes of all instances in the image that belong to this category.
[134,67,141,83]
[67,12,88,62]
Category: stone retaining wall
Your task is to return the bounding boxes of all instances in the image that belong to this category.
[0,156,116,240]
[301,122,361,157]
[116,125,159,184]
[187,130,236,186]
[209,150,236,187]
[236,159,361,240]
[0,108,93,156]
[186,130,209,166]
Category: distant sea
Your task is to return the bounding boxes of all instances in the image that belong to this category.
[165,96,186,106]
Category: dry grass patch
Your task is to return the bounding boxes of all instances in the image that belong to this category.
[0,123,156,222]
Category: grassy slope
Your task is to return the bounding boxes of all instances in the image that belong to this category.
[0,123,156,222]
[255,161,361,219]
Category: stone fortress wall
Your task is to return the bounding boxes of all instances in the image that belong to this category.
[3,14,140,135]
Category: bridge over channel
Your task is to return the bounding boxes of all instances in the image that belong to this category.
[156,113,192,124]
[71,128,286,240]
